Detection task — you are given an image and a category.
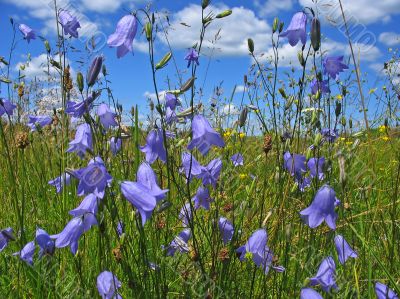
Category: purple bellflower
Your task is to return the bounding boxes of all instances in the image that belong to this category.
[28,115,52,131]
[165,93,180,110]
[300,288,323,299]
[140,129,171,164]
[231,153,244,167]
[66,123,93,159]
[166,107,177,125]
[73,157,112,199]
[0,99,17,117]
[375,282,399,299]
[36,228,55,257]
[110,137,122,155]
[187,115,225,155]
[179,203,192,227]
[334,235,358,265]
[19,24,36,43]
[300,185,340,230]
[165,229,191,257]
[218,217,234,245]
[87,56,103,87]
[107,15,138,58]
[279,12,307,46]
[309,256,338,292]
[49,173,71,193]
[323,56,348,80]
[308,157,325,180]
[184,48,199,68]
[66,96,96,119]
[52,214,97,255]
[198,158,222,188]
[97,271,122,299]
[58,10,80,38]
[121,162,168,226]
[311,79,330,95]
[181,152,204,181]
[116,221,124,237]
[284,152,307,182]
[13,241,35,265]
[321,128,339,143]
[237,229,285,274]
[193,186,213,210]
[70,193,99,217]
[97,104,118,129]
[0,227,15,252]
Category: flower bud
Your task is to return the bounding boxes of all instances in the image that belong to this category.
[239,107,248,128]
[341,116,346,127]
[155,52,172,70]
[311,17,321,52]
[349,118,353,129]
[272,17,279,33]
[202,0,210,9]
[279,22,284,33]
[313,133,322,147]
[247,38,254,53]
[180,77,195,93]
[335,101,341,117]
[44,40,51,54]
[216,10,232,18]
[278,88,287,99]
[297,51,305,67]
[145,22,152,41]
[77,72,84,93]
[87,55,103,87]
[306,148,313,160]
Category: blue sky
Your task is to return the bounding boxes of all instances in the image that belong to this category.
[0,0,399,125]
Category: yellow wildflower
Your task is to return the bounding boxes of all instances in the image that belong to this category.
[239,173,247,179]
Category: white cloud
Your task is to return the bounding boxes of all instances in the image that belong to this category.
[299,0,400,25]
[158,4,271,57]
[253,0,294,17]
[379,32,400,47]
[222,103,239,116]
[235,85,246,93]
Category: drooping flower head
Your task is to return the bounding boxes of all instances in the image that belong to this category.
[121,162,168,226]
[192,186,213,210]
[58,10,81,38]
[66,123,93,159]
[66,95,96,119]
[321,128,339,143]
[311,79,330,95]
[185,48,199,68]
[218,217,234,245]
[309,256,338,292]
[0,99,17,117]
[49,173,71,193]
[334,235,358,265]
[231,153,244,167]
[323,56,348,80]
[107,15,138,58]
[19,24,36,43]
[0,227,15,252]
[181,152,204,181]
[237,229,285,274]
[97,271,122,299]
[279,12,307,46]
[300,288,323,299]
[109,137,122,156]
[51,214,97,254]
[198,158,222,188]
[164,229,191,257]
[300,185,340,230]
[13,241,35,265]
[28,115,52,131]
[165,93,181,110]
[69,193,99,217]
[140,129,172,164]
[36,228,55,257]
[188,115,225,155]
[284,152,307,181]
[73,157,112,199]
[97,104,118,129]
[375,282,399,299]
[307,157,325,180]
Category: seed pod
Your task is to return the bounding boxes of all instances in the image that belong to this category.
[247,38,254,53]
[239,107,248,128]
[278,88,287,99]
[77,72,84,93]
[341,116,346,127]
[155,52,172,70]
[180,77,195,92]
[44,40,51,54]
[272,18,279,33]
[145,22,152,41]
[311,17,321,52]
[349,118,353,129]
[335,101,341,117]
[216,10,232,18]
[87,55,103,87]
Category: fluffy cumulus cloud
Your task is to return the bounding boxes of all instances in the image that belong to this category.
[379,32,400,47]
[299,0,400,25]
[253,0,295,17]
[158,4,271,57]
[221,103,240,116]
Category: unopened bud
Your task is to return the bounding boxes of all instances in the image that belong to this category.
[180,77,195,93]
[279,22,284,33]
[155,52,172,70]
[247,38,254,53]
[216,10,232,18]
[349,118,353,129]
[311,17,321,52]
[335,101,341,117]
[314,133,322,147]
[87,55,103,87]
[202,0,210,9]
[145,22,152,41]
[297,51,305,67]
[272,17,279,33]
[341,116,346,127]
[278,88,287,99]
[44,40,51,54]
[239,107,248,127]
[77,72,84,93]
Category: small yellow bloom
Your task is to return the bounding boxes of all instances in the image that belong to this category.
[239,173,247,179]
[336,94,343,100]
[239,132,245,139]
[369,88,377,95]
[338,137,346,142]
[382,136,390,141]
[378,125,387,133]
[345,141,353,145]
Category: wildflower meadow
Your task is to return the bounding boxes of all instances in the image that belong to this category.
[0,0,399,298]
